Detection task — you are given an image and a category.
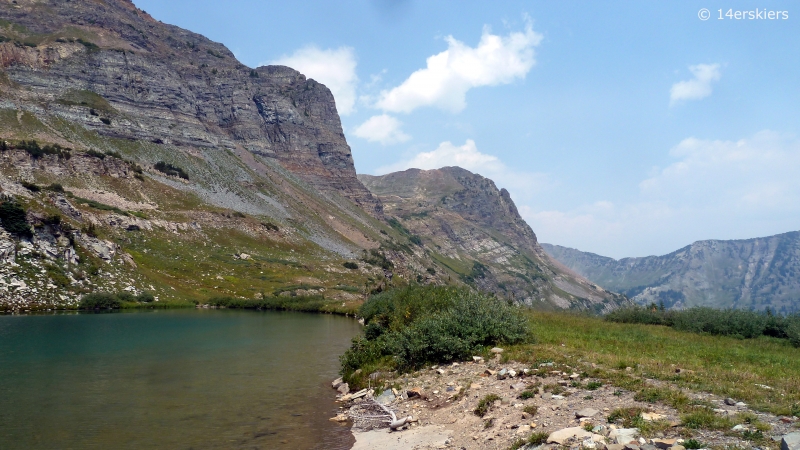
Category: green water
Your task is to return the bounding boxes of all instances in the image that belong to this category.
[0,309,361,449]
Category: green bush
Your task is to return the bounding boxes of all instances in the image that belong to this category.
[343,261,359,270]
[607,305,800,347]
[0,199,32,238]
[79,292,122,309]
[137,291,155,303]
[340,286,531,378]
[154,161,189,179]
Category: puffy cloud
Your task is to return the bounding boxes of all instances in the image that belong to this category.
[376,139,502,173]
[522,131,800,258]
[375,139,549,198]
[669,63,722,105]
[269,46,358,115]
[352,114,411,145]
[375,24,542,113]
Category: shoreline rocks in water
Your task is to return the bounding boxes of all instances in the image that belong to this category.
[331,355,800,450]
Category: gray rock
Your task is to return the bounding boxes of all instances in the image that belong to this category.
[576,408,600,418]
[609,428,639,445]
[735,402,747,407]
[331,377,343,389]
[782,432,800,450]
[491,347,505,354]
[511,382,527,390]
[336,383,350,395]
[724,398,737,406]
[375,389,396,405]
[497,368,508,380]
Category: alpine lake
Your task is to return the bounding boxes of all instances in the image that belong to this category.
[0,309,362,449]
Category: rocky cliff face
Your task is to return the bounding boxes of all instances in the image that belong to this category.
[0,0,380,213]
[360,168,628,312]
[0,0,626,313]
[542,232,800,313]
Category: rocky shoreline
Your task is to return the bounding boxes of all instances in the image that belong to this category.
[331,350,800,450]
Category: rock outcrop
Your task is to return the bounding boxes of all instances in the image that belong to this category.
[360,167,628,312]
[0,0,380,213]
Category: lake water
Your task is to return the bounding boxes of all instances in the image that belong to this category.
[0,309,361,449]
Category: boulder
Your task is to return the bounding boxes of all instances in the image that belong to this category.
[782,432,800,450]
[609,428,639,445]
[548,427,593,444]
[576,408,600,418]
[332,377,343,389]
[651,439,677,449]
[337,383,350,395]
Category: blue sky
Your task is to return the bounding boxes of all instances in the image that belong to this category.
[133,0,800,258]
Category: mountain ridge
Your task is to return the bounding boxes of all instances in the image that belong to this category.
[0,0,625,313]
[542,230,800,313]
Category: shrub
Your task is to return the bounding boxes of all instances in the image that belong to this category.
[343,261,358,270]
[518,390,537,400]
[474,393,501,417]
[154,161,189,179]
[46,183,65,192]
[607,305,800,347]
[136,291,155,303]
[586,381,603,390]
[99,118,111,125]
[683,439,705,449]
[0,200,32,238]
[21,181,40,192]
[341,286,531,378]
[85,149,106,159]
[79,292,121,309]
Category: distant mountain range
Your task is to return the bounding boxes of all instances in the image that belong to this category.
[542,231,800,313]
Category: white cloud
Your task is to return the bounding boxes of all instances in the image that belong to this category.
[269,46,358,115]
[376,139,501,173]
[669,63,722,105]
[375,23,542,113]
[352,114,411,145]
[522,131,800,258]
[375,139,550,200]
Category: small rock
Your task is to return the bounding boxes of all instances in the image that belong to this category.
[491,347,504,354]
[735,402,747,407]
[732,424,747,432]
[624,444,639,450]
[332,377,343,389]
[511,382,527,390]
[470,383,481,390]
[498,369,508,380]
[508,369,517,378]
[436,368,445,375]
[570,373,581,379]
[607,445,625,450]
[473,356,484,362]
[485,369,497,376]
[641,412,665,421]
[407,387,426,399]
[376,389,396,405]
[337,383,350,395]
[329,413,348,422]
[724,398,737,406]
[577,408,600,418]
